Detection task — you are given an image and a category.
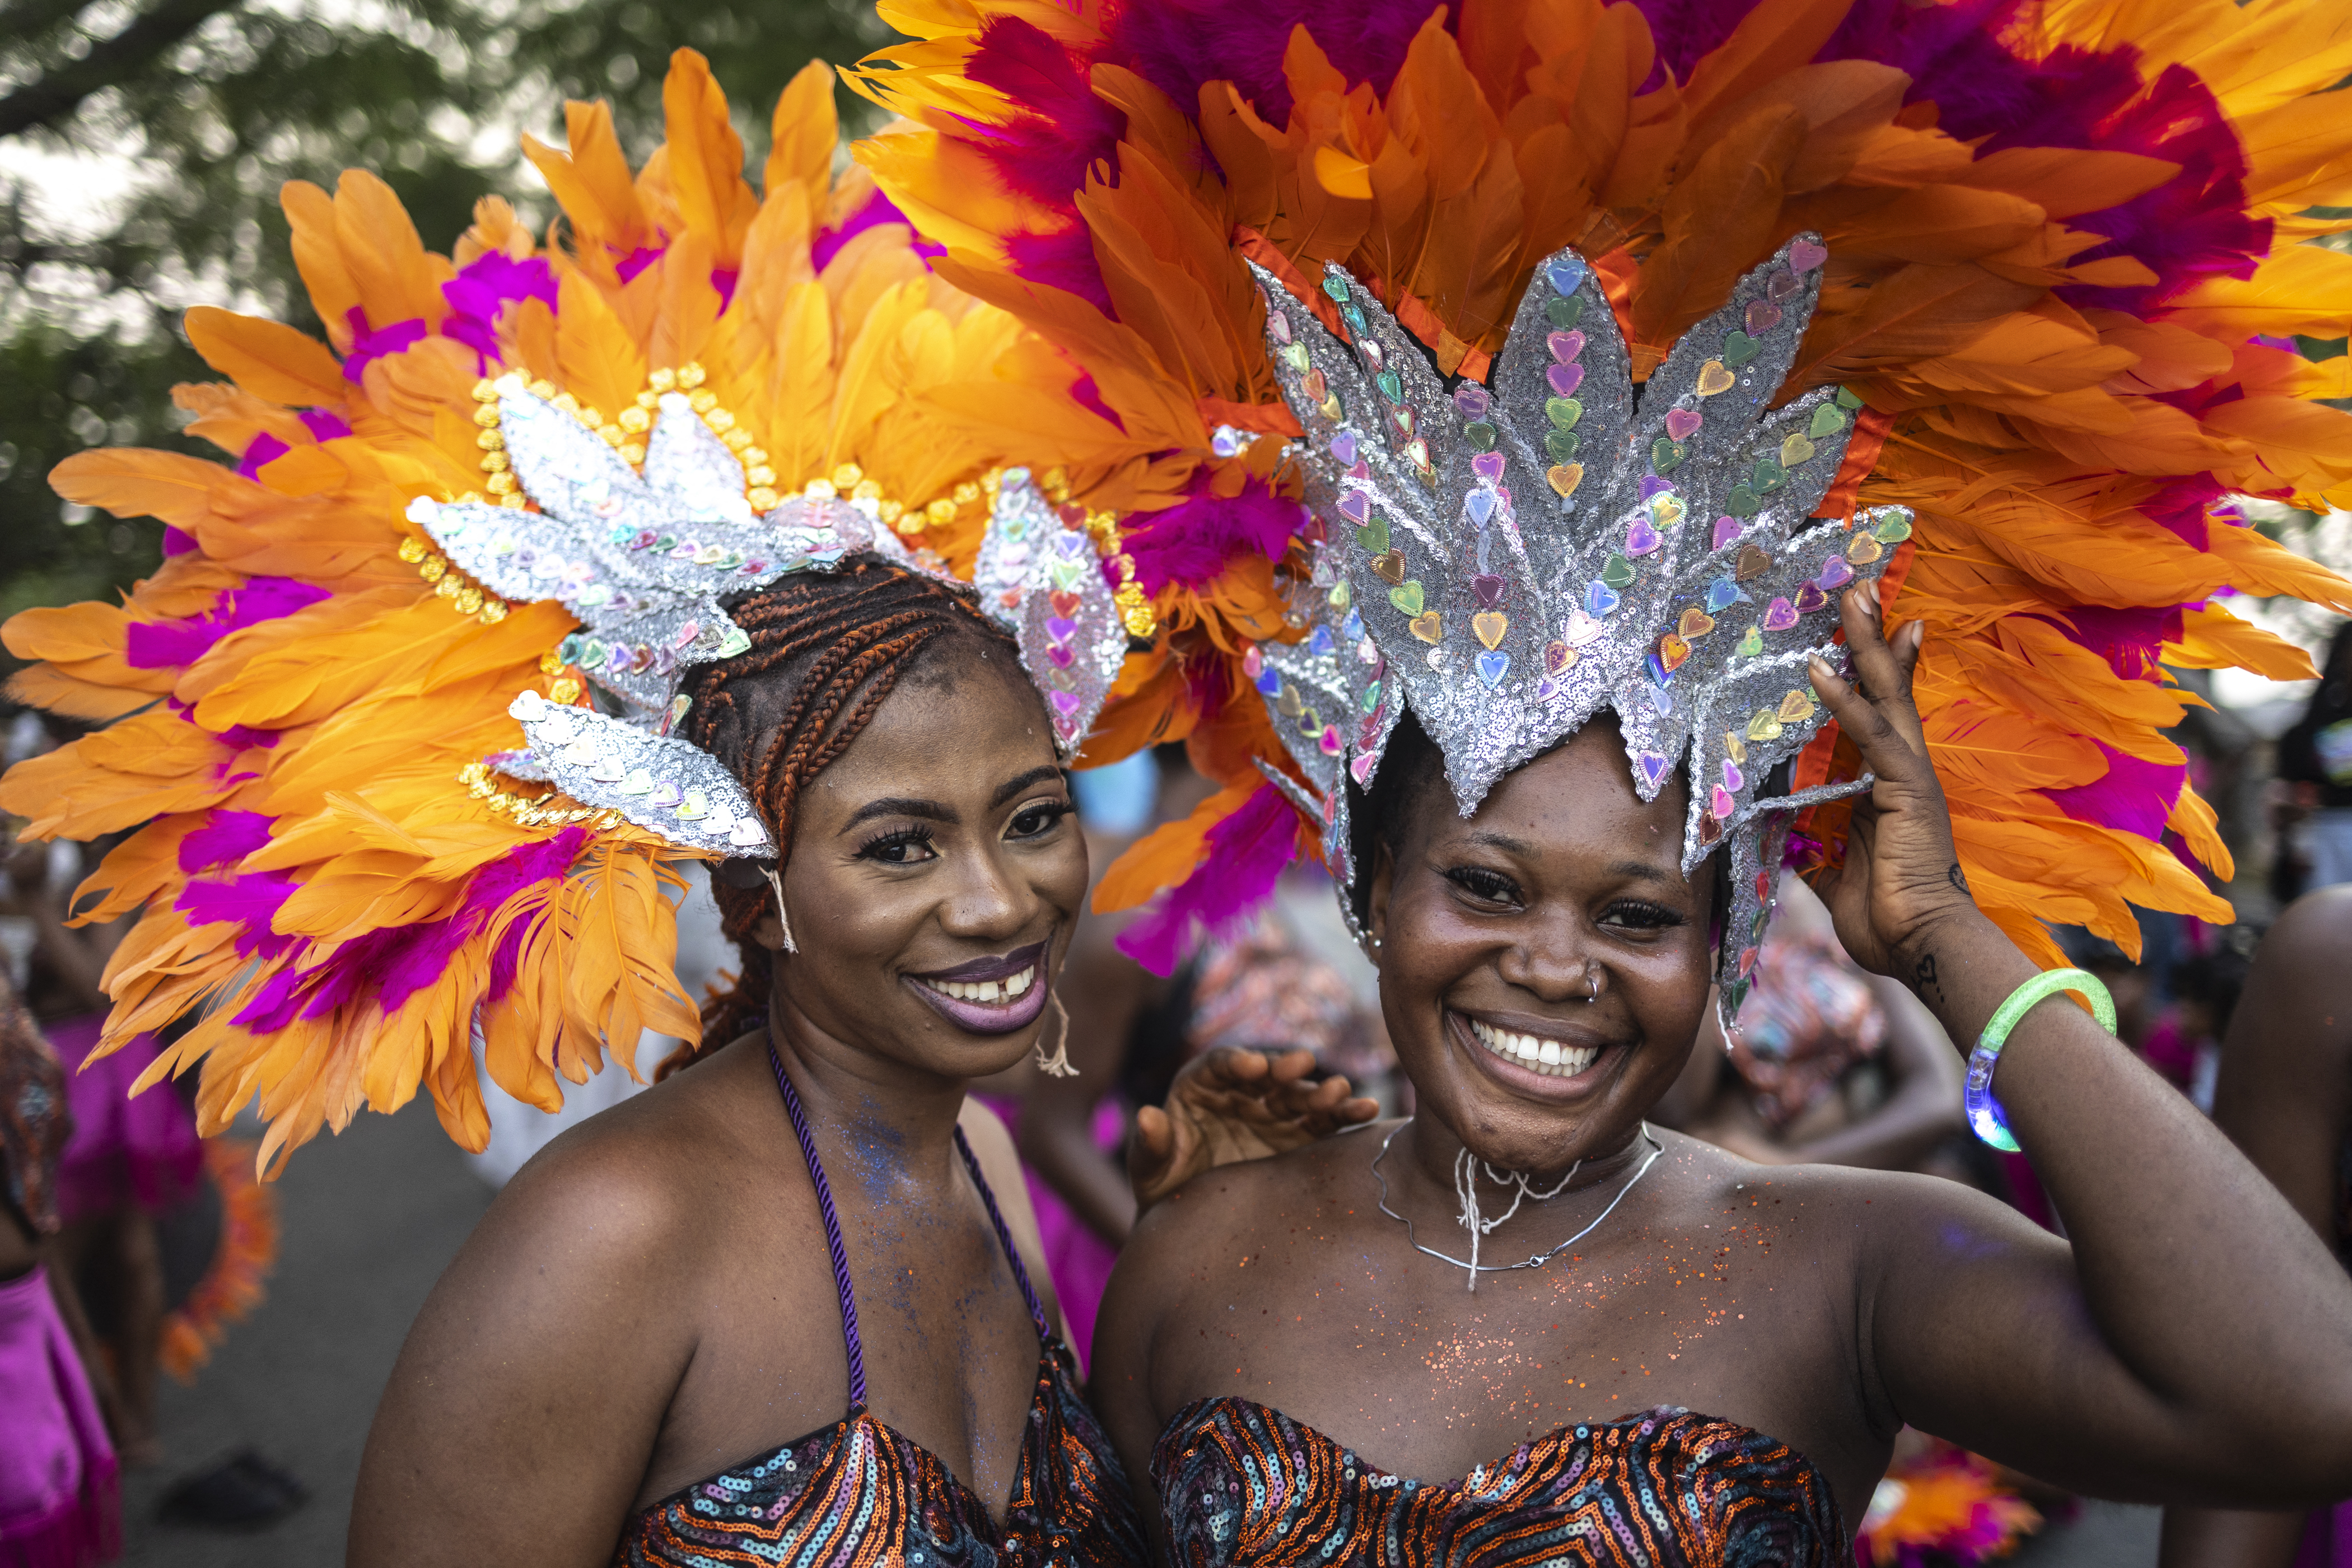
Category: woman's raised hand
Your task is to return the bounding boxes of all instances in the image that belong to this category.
[1804,582,1985,985]
[1128,1048,1379,1210]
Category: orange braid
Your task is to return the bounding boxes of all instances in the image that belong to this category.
[664,558,1012,1062]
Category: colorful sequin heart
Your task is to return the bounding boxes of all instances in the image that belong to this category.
[1789,238,1829,273]
[1793,582,1829,614]
[1809,402,1847,438]
[1721,330,1761,368]
[1350,751,1379,788]
[1746,709,1784,742]
[1280,343,1310,370]
[1471,575,1509,609]
[1678,608,1715,640]
[1376,370,1404,404]
[1048,590,1083,618]
[1546,396,1584,429]
[1836,386,1865,410]
[1600,553,1636,589]
[1767,268,1800,302]
[1818,554,1855,590]
[1301,370,1328,403]
[1723,758,1746,792]
[1453,384,1492,419]
[1710,784,1737,818]
[1626,518,1663,556]
[1762,596,1799,631]
[1735,543,1772,580]
[1544,640,1576,676]
[1329,431,1358,463]
[1727,483,1762,518]
[1470,452,1506,482]
[1546,363,1585,398]
[1472,612,1509,651]
[1744,299,1782,334]
[1586,581,1620,617]
[1651,437,1687,474]
[1356,519,1389,553]
[1547,329,1585,363]
[1475,651,1509,688]
[1846,533,1884,565]
[1779,432,1817,468]
[1266,309,1291,344]
[1319,726,1342,755]
[1711,514,1741,550]
[1650,494,1688,529]
[1751,459,1788,495]
[1371,550,1407,584]
[1658,633,1692,673]
[1546,294,1584,329]
[1408,611,1443,644]
[1696,361,1735,397]
[1309,624,1336,656]
[1547,254,1589,295]
[1546,430,1581,464]
[1338,490,1370,524]
[1463,421,1497,452]
[1665,408,1702,441]
[1547,463,1584,498]
[1874,512,1914,543]
[1705,577,1745,613]
[1638,752,1669,790]
[1464,489,1496,526]
[1389,581,1425,615]
[1777,688,1818,723]
[1734,626,1763,657]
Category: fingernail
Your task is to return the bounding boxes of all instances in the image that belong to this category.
[1864,578,1882,612]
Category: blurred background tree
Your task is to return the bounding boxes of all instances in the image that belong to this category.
[0,0,885,654]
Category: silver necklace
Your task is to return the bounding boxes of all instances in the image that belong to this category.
[1371,1121,1665,1292]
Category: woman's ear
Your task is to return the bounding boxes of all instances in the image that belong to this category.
[720,857,789,954]
[1366,839,1397,955]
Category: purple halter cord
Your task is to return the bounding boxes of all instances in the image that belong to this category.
[765,1042,1050,1417]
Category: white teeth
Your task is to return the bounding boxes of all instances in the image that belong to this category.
[922,966,1037,1006]
[1468,1018,1598,1080]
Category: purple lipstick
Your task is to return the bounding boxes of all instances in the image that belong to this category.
[906,940,1051,1035]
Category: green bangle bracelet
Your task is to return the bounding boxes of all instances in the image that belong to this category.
[1964,967,2118,1152]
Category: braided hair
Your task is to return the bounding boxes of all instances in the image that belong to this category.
[667,557,1022,1062]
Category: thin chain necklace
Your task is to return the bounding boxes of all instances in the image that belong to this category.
[1371,1121,1665,1292]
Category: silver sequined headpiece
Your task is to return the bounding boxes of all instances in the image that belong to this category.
[407,374,1131,859]
[1240,235,1912,1020]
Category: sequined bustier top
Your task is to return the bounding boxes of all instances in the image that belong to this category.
[617,1047,1142,1568]
[1154,1398,1844,1568]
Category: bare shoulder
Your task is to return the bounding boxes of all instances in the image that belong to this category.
[2236,887,2352,1067]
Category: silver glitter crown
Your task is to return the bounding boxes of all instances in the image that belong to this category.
[1243,235,1914,1018]
[408,376,1130,860]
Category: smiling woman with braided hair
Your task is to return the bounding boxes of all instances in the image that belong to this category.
[350,556,1373,1567]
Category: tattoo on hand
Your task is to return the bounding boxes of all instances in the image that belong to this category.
[1948,862,1970,895]
[1914,952,1945,1006]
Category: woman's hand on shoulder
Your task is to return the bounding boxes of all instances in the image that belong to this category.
[1129,1047,1378,1211]
[1805,582,1989,984]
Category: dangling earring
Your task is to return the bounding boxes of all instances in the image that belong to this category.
[762,864,797,955]
[1034,993,1077,1077]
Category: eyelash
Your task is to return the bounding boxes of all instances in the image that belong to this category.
[1009,800,1074,838]
[1441,869,1686,931]
[1598,900,1684,931]
[856,800,1072,864]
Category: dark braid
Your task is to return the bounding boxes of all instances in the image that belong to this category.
[662,557,1015,1067]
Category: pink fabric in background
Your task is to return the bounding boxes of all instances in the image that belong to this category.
[43,1017,200,1227]
[0,1266,119,1567]
[974,1096,1123,1370]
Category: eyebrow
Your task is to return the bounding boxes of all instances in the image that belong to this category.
[1463,832,1676,884]
[837,767,1068,834]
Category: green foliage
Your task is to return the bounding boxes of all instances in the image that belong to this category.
[0,0,886,667]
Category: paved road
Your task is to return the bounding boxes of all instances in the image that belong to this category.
[115,1096,2162,1565]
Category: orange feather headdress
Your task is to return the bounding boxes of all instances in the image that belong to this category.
[845,0,2352,970]
[0,50,1172,1172]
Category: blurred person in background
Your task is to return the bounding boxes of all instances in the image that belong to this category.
[2275,623,2352,897]
[0,967,120,1568]
[2162,886,2352,1568]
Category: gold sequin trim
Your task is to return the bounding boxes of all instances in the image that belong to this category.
[458,762,623,832]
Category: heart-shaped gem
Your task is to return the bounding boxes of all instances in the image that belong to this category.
[589,752,626,783]
[1373,551,1408,585]
[1711,784,1737,818]
[1762,596,1799,631]
[1727,483,1762,518]
[1744,298,1782,334]
[1392,406,1416,438]
[1347,459,1371,482]
[1471,575,1509,609]
[1586,580,1620,617]
[1274,685,1305,717]
[1240,643,1265,680]
[1600,553,1636,589]
[1721,331,1761,368]
[1705,576,1746,613]
[1281,343,1310,370]
[1723,758,1746,791]
[1408,611,1443,644]
[1546,396,1584,430]
[1651,437,1687,474]
[1267,309,1292,344]
[998,589,1023,610]
[1638,752,1669,788]
[1338,490,1370,524]
[1356,514,1392,552]
[1319,725,1343,755]
[1464,489,1496,526]
[1389,580,1425,615]
[1048,558,1086,591]
[1737,945,1760,979]
[1546,363,1585,398]
[1650,494,1688,529]
[1793,581,1829,614]
[1789,238,1829,273]
[1303,369,1329,403]
[1376,370,1404,404]
[1710,515,1739,551]
[1846,533,1884,565]
[1809,402,1848,438]
[1546,430,1582,464]
[1453,384,1492,419]
[1048,643,1076,668]
[1779,433,1817,469]
[1746,709,1785,742]
[1343,608,1365,641]
[1473,651,1509,688]
[1818,554,1855,589]
[1696,360,1735,397]
[1547,329,1586,364]
[1357,640,1381,670]
[1837,385,1865,410]
[1463,421,1497,452]
[1678,608,1715,639]
[1544,640,1576,675]
[1472,611,1509,650]
[1546,254,1589,295]
[1874,512,1914,543]
[1665,408,1702,441]
[1735,625,1763,657]
[1658,633,1691,673]
[1404,437,1432,472]
[1700,814,1723,847]
[1360,338,1385,370]
[1051,689,1084,718]
[1049,589,1083,617]
[1752,458,1788,495]
[650,780,684,808]
[1626,518,1663,556]
[1777,688,1818,723]
[1735,543,1773,580]
[1329,431,1358,464]
[618,768,653,796]
[1309,624,1337,657]
[1361,681,1383,713]
[1470,452,1506,482]
[675,787,710,820]
[1547,463,1584,498]
[1045,616,1079,645]
[1546,293,1584,329]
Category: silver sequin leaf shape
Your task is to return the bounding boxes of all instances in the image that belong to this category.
[978,470,1131,758]
[507,690,774,856]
